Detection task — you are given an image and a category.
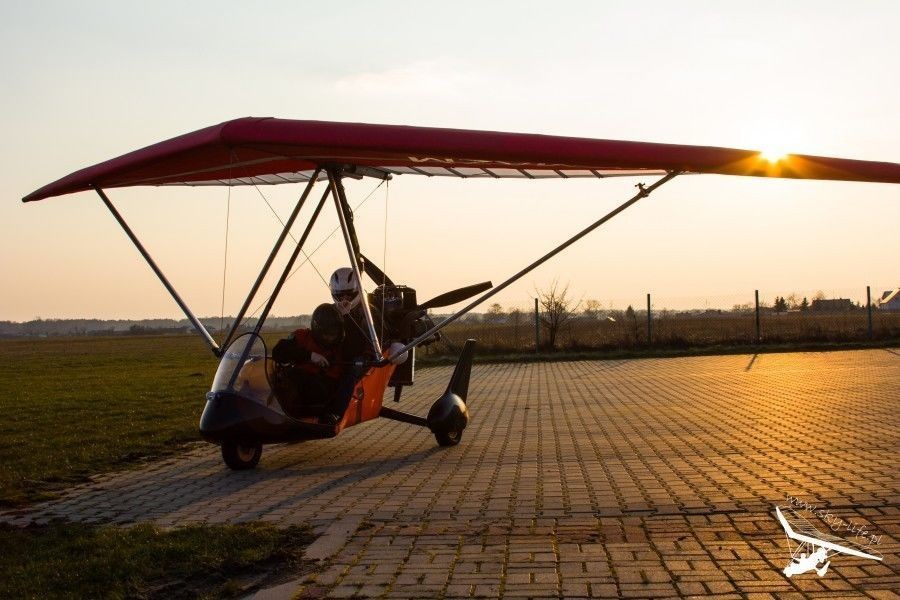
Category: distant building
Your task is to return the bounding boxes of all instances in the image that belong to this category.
[811,298,855,312]
[877,288,900,312]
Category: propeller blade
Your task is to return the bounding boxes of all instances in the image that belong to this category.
[361,253,395,287]
[420,281,493,310]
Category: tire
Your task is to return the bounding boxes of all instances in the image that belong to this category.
[221,441,262,470]
[435,428,463,447]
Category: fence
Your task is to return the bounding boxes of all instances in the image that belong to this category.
[422,285,900,356]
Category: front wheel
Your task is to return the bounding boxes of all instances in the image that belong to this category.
[435,428,463,447]
[221,441,262,470]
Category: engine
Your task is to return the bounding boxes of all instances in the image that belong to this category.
[368,285,440,345]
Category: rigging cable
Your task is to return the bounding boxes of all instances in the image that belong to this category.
[241,178,387,330]
[250,182,328,287]
[380,179,389,341]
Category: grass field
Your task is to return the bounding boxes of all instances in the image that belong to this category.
[427,311,900,354]
[0,521,314,599]
[0,335,217,507]
[0,335,320,599]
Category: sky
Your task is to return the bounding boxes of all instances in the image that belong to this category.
[2,0,898,321]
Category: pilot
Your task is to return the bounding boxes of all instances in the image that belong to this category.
[321,267,407,426]
[271,303,344,418]
[329,267,378,359]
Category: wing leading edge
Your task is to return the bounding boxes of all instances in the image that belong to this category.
[23,117,900,202]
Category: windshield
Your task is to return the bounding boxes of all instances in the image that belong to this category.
[210,334,272,405]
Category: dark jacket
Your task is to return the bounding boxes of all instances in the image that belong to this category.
[340,306,383,360]
[272,329,341,379]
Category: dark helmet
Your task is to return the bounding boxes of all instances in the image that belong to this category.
[311,303,345,348]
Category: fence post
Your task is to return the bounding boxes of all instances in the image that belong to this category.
[755,289,761,343]
[647,293,652,346]
[867,285,873,339]
[534,297,540,353]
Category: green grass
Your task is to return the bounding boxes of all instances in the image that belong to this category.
[0,335,217,507]
[0,521,314,599]
[1,335,318,598]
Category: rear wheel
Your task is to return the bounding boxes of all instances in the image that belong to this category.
[435,428,463,447]
[221,441,262,470]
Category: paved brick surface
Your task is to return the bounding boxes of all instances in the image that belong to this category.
[3,349,898,598]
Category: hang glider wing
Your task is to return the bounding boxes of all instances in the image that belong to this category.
[776,506,883,561]
[23,117,900,202]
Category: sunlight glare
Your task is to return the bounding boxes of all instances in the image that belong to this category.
[760,148,789,163]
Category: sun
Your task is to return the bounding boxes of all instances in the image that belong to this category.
[760,148,789,163]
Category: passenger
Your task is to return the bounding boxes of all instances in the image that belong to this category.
[271,303,344,418]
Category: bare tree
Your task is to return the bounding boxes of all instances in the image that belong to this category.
[583,298,603,319]
[485,302,505,324]
[625,304,638,341]
[508,308,524,347]
[786,292,799,310]
[536,280,581,350]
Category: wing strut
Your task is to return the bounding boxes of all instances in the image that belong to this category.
[223,185,333,391]
[95,187,220,355]
[220,168,321,350]
[387,171,681,361]
[327,168,383,357]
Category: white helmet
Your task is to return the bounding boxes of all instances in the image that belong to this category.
[329,267,361,315]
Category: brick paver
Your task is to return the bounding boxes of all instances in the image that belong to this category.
[3,349,898,598]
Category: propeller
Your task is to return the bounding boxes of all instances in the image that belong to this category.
[362,253,491,310]
[420,281,493,310]
[360,253,395,287]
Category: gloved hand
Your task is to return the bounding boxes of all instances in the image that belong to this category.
[388,342,408,365]
[310,352,329,368]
